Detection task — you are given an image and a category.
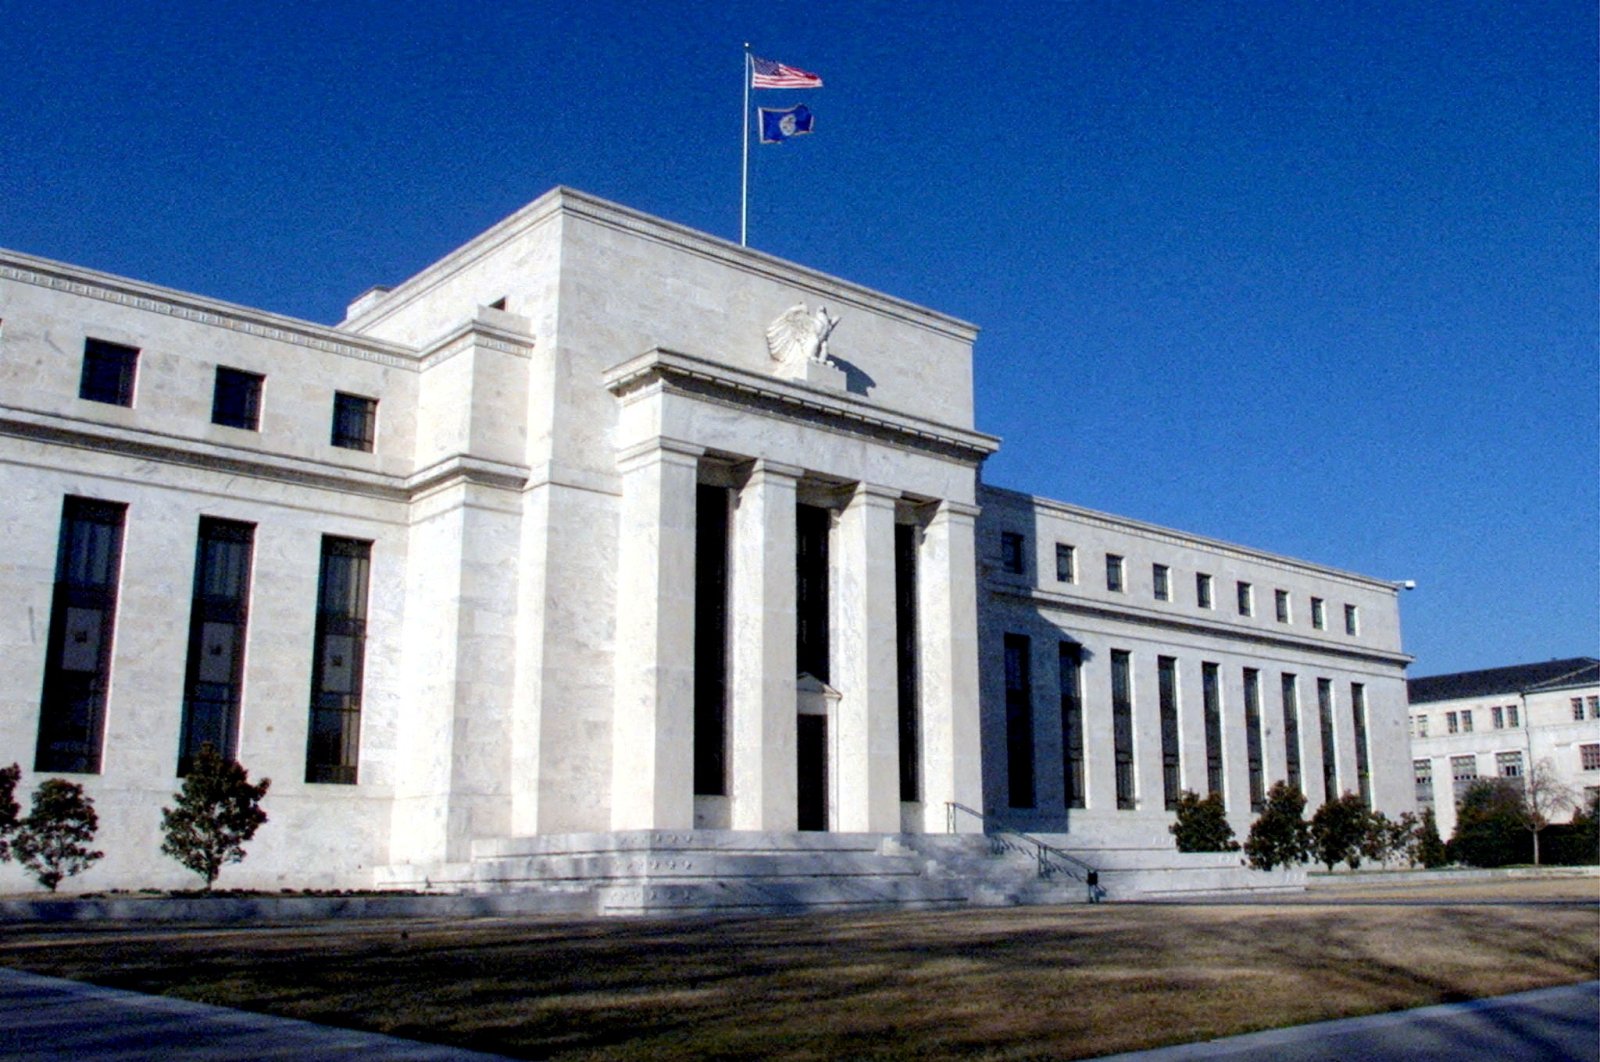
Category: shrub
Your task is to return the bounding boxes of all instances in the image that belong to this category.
[13,778,103,891]
[1448,778,1531,868]
[1170,790,1239,853]
[0,763,19,862]
[161,744,271,890]
[1243,781,1310,871]
[1411,807,1447,868]
[1309,792,1369,871]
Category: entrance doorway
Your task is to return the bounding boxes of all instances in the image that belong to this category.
[796,713,828,831]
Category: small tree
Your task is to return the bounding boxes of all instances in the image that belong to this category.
[1309,792,1369,871]
[1448,778,1529,867]
[1518,759,1577,866]
[161,744,270,890]
[1244,781,1310,870]
[1412,806,1448,868]
[13,779,102,891]
[0,763,19,862]
[1170,790,1239,852]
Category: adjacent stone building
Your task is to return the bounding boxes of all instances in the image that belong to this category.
[0,188,1412,900]
[1408,658,1600,840]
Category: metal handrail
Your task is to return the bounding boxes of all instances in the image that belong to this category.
[945,801,1100,886]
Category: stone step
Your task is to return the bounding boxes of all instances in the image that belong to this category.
[595,876,970,916]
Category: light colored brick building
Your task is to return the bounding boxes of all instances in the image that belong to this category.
[0,188,1412,903]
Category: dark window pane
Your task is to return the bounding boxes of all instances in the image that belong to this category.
[896,522,920,802]
[332,392,377,452]
[178,518,255,773]
[796,504,830,682]
[306,537,371,784]
[36,497,128,773]
[1060,643,1084,809]
[1004,634,1034,808]
[211,367,264,430]
[79,339,138,406]
[694,485,729,796]
[1112,650,1134,809]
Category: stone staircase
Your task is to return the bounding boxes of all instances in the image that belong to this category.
[375,829,1103,915]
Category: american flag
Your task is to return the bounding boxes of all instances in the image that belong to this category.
[751,56,823,89]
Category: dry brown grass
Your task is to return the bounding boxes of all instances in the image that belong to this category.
[0,878,1595,1060]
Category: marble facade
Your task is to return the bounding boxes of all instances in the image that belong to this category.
[0,188,1410,893]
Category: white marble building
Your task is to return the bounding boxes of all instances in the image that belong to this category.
[0,188,1411,900]
[1408,658,1600,840]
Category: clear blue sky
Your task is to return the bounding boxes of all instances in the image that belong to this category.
[2,1,1594,676]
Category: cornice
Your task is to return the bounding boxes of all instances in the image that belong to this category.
[986,579,1413,669]
[603,347,1000,466]
[342,187,979,342]
[0,251,419,371]
[979,483,1402,594]
[418,314,537,371]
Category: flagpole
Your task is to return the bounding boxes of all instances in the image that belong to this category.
[741,44,751,247]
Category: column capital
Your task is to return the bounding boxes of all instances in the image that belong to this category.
[739,458,805,487]
[616,437,706,475]
[847,482,903,509]
[930,498,982,524]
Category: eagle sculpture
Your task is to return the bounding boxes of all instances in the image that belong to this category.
[766,303,840,366]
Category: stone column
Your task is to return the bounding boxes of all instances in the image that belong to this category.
[833,483,901,833]
[729,460,801,830]
[915,500,984,833]
[610,439,702,831]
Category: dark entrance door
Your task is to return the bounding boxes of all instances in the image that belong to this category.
[796,714,828,831]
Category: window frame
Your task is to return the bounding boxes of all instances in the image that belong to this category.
[1152,563,1170,601]
[331,392,378,452]
[211,366,264,431]
[78,338,139,407]
[999,531,1025,576]
[1196,572,1214,609]
[1054,542,1076,584]
[1105,553,1124,593]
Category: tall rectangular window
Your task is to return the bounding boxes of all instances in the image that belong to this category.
[79,338,138,406]
[1055,543,1075,583]
[895,522,920,802]
[177,518,256,774]
[1152,563,1170,601]
[1311,597,1326,629]
[1196,572,1213,609]
[999,531,1025,575]
[1059,642,1085,809]
[1105,554,1124,592]
[1446,710,1459,733]
[1344,603,1359,635]
[1158,655,1180,810]
[331,392,378,452]
[1275,589,1290,623]
[1111,649,1135,809]
[796,504,831,682]
[305,537,371,784]
[1004,634,1034,808]
[1491,705,1504,729]
[1244,668,1264,811]
[1280,673,1302,793]
[1318,678,1337,800]
[211,367,264,430]
[1451,754,1477,800]
[1506,705,1518,728]
[35,497,128,773]
[1414,759,1433,805]
[1416,713,1428,737]
[1461,709,1473,733]
[1202,662,1224,799]
[1575,698,1586,721]
[1351,682,1371,807]
[693,485,730,796]
[1237,581,1253,617]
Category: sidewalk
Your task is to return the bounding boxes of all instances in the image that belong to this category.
[1093,980,1599,1061]
[0,967,514,1060]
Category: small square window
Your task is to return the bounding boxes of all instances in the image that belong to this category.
[79,338,139,406]
[1106,554,1124,592]
[1055,543,1075,583]
[1275,589,1290,623]
[1237,581,1253,616]
[332,392,378,452]
[1152,563,1170,601]
[1344,603,1359,635]
[211,367,264,430]
[1196,572,1213,609]
[1581,743,1600,772]
[1311,597,1326,630]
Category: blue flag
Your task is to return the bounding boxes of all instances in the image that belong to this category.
[758,104,815,144]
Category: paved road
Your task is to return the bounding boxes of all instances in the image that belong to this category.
[1,965,1594,1061]
[1093,980,1600,1061]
